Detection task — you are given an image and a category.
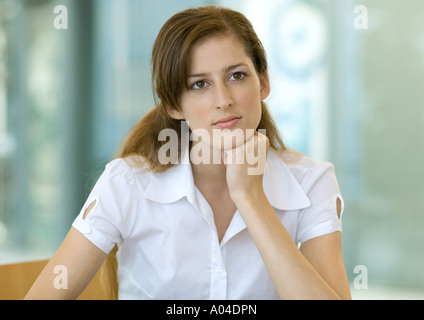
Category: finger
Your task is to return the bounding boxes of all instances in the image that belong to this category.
[221,150,227,167]
[255,131,270,154]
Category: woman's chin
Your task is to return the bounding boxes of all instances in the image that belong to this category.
[216,128,254,151]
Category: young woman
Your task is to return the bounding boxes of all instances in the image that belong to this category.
[25,6,351,300]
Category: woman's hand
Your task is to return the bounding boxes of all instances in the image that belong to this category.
[222,131,269,205]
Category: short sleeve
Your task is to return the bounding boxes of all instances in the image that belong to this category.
[296,163,344,245]
[72,158,139,254]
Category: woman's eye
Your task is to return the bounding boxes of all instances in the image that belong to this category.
[230,72,246,81]
[192,80,207,90]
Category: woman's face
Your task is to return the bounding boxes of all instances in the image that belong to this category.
[169,35,270,151]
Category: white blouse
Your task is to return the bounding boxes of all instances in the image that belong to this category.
[72,148,344,300]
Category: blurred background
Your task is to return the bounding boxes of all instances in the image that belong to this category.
[0,0,423,299]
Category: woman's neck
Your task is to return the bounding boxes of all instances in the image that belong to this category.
[189,142,229,192]
[191,160,227,190]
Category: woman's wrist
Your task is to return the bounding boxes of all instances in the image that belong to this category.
[230,185,268,214]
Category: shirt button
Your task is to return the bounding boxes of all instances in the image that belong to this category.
[215,267,225,275]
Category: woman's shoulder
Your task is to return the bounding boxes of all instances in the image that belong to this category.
[100,155,152,189]
[275,148,334,170]
[106,155,149,173]
[272,148,338,189]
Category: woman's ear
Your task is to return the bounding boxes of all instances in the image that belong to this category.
[259,72,271,101]
[166,105,185,120]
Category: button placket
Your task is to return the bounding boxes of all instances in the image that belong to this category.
[209,231,227,299]
[192,186,228,299]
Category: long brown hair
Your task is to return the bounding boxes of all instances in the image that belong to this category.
[103,5,287,299]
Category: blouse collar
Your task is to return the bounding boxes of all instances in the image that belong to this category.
[143,145,311,211]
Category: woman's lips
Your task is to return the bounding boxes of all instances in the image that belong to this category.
[213,117,242,129]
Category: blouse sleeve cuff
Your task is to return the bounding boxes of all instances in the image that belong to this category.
[72,215,116,254]
[297,218,342,245]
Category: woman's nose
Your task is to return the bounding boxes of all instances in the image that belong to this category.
[215,83,233,110]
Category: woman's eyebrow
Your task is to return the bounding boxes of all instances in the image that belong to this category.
[188,63,249,79]
[224,63,248,73]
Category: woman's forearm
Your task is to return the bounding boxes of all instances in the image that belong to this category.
[235,190,342,300]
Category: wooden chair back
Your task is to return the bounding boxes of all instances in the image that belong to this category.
[0,258,115,300]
